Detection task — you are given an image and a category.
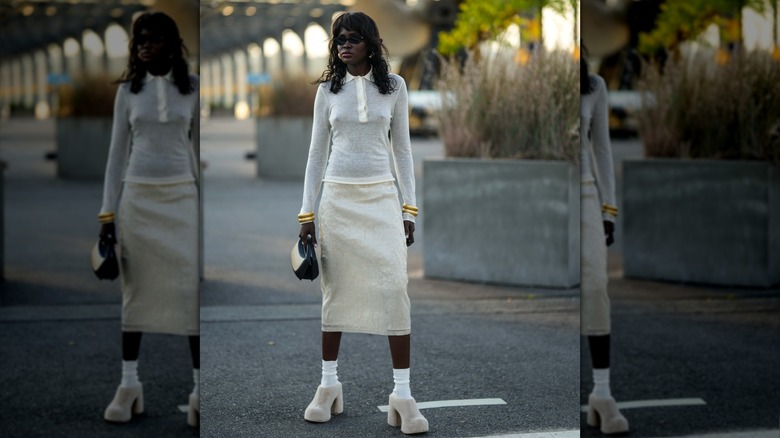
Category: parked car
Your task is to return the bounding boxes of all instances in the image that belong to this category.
[608,90,646,137]
[408,89,441,136]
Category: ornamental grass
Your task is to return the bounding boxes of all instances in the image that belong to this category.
[435,48,579,161]
[256,75,317,117]
[56,74,117,117]
[636,50,780,165]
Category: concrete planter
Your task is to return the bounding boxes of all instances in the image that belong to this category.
[56,117,112,180]
[255,117,312,180]
[423,159,580,288]
[623,159,780,287]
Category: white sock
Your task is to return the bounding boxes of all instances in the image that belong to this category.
[120,360,139,387]
[321,360,339,387]
[192,369,200,398]
[592,368,611,399]
[392,368,412,399]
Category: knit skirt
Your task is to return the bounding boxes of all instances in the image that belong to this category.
[580,180,610,336]
[117,181,199,336]
[318,181,410,336]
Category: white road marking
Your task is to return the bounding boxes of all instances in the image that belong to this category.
[377,398,506,412]
[178,404,189,413]
[580,397,706,412]
[471,432,579,438]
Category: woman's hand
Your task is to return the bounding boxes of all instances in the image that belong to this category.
[299,222,317,247]
[404,220,415,247]
[603,220,615,247]
[100,222,117,244]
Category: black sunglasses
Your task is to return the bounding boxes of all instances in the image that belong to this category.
[136,34,165,46]
[333,34,364,46]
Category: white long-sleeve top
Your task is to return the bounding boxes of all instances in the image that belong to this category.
[580,74,617,222]
[300,70,417,222]
[100,72,199,214]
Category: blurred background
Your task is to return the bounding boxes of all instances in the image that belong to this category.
[198,0,577,130]
[0,0,199,121]
[582,0,780,136]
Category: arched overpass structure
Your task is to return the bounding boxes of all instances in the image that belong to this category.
[0,0,198,119]
[198,0,457,117]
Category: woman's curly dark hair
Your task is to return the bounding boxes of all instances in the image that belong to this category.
[581,44,594,96]
[313,12,396,95]
[116,12,194,95]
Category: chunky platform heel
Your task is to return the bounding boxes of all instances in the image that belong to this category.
[587,393,629,435]
[387,394,428,434]
[187,392,199,427]
[104,383,144,423]
[304,383,343,422]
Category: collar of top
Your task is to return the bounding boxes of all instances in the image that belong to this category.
[344,68,374,84]
[344,68,373,123]
[143,70,174,83]
[143,70,173,123]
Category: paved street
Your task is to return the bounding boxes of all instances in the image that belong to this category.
[198,118,580,437]
[0,118,199,437]
[0,118,581,438]
[0,118,777,438]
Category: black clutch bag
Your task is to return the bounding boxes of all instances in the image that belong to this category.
[291,235,319,281]
[91,236,119,281]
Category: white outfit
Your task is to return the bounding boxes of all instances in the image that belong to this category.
[300,70,415,336]
[300,70,417,222]
[100,72,200,336]
[580,74,617,336]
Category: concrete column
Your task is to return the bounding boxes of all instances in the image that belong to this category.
[22,54,35,109]
[209,58,220,108]
[0,61,10,117]
[220,53,233,109]
[11,58,23,106]
[234,50,248,116]
[34,50,49,118]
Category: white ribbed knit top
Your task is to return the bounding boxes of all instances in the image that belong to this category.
[100,72,199,214]
[580,74,617,222]
[300,70,417,222]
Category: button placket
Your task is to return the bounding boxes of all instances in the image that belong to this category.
[356,76,367,123]
[156,77,168,123]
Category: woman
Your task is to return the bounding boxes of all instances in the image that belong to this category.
[298,11,428,435]
[98,12,200,427]
[580,46,629,434]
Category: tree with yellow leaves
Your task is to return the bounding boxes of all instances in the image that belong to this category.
[437,0,577,56]
[638,0,770,58]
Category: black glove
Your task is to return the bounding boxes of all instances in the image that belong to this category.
[100,222,117,244]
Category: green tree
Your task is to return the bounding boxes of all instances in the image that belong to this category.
[638,0,767,55]
[437,0,577,56]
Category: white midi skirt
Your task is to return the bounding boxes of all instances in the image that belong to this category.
[118,181,199,336]
[580,180,610,336]
[318,181,411,336]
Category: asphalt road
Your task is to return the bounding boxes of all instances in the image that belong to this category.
[0,118,199,438]
[198,118,581,437]
[1,119,777,438]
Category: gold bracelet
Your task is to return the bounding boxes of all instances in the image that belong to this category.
[402,204,418,217]
[98,212,115,224]
[298,212,315,224]
[601,204,618,216]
